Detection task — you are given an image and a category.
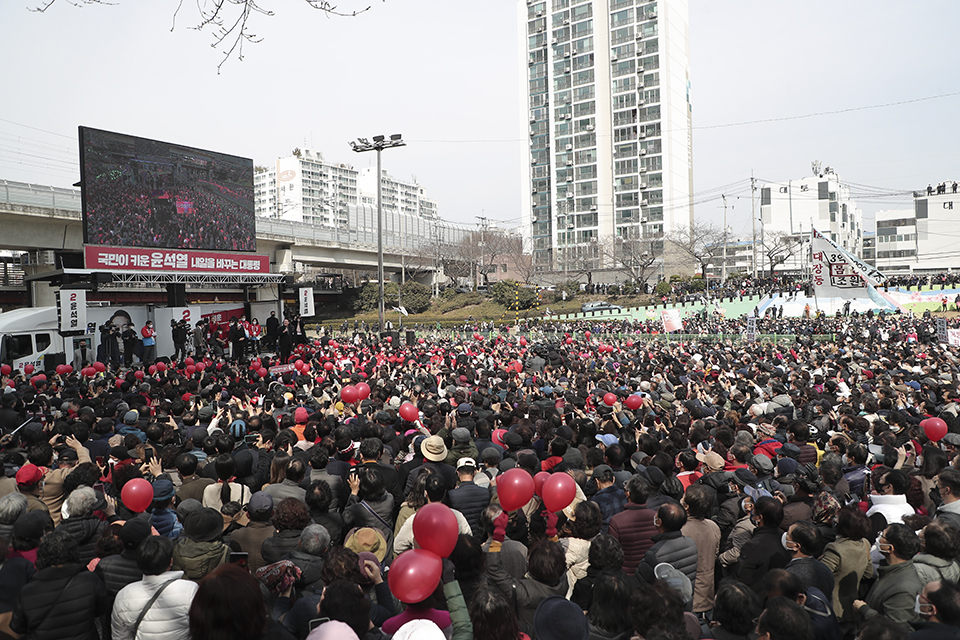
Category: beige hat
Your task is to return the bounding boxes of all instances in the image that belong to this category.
[344,527,388,562]
[422,435,448,462]
[696,450,726,472]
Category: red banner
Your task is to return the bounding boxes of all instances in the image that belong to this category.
[84,246,269,273]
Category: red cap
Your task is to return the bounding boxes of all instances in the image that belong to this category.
[16,463,43,486]
[294,407,309,423]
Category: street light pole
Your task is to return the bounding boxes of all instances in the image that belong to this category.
[350,134,405,332]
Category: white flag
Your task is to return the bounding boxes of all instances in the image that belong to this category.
[660,309,682,333]
[58,289,86,333]
[810,228,887,301]
[299,287,315,317]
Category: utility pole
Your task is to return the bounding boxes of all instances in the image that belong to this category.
[721,194,728,283]
[751,172,757,279]
[476,214,488,291]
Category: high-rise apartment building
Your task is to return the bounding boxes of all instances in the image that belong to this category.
[358,168,439,219]
[518,0,693,277]
[254,149,359,226]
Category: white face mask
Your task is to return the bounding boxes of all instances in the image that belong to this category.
[915,595,934,617]
[781,532,798,553]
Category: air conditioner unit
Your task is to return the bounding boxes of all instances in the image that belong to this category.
[611,55,618,61]
[563,18,569,25]
[530,116,537,123]
[638,99,645,106]
[567,176,574,182]
[529,60,535,66]
[564,66,571,73]
[639,131,646,139]
[536,10,543,16]
[552,38,558,44]
[637,82,644,89]
[565,144,573,151]
[639,166,648,173]
[564,51,570,58]
[572,49,578,55]
[637,65,644,72]
[537,27,544,32]
[639,148,647,155]
[586,124,595,131]
[649,11,658,19]
[639,182,647,189]
[641,199,649,206]
[532,188,538,194]
[566,192,574,199]
[532,159,538,165]
[530,130,537,136]
[566,160,574,166]
[590,205,598,211]
[566,113,573,119]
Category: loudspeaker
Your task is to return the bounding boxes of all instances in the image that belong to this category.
[44,352,67,372]
[167,283,187,307]
[405,330,416,347]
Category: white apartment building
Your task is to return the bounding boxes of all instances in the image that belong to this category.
[518,0,694,277]
[758,168,864,265]
[874,187,960,274]
[358,168,438,219]
[254,149,359,226]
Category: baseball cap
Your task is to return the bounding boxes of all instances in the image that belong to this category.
[15,463,43,486]
[294,407,309,423]
[595,434,619,447]
[750,454,774,474]
[152,478,175,502]
[775,442,801,460]
[123,410,139,425]
[248,491,274,514]
[456,403,472,415]
[451,427,471,443]
[456,457,477,471]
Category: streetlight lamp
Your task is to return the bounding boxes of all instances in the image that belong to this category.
[350,134,405,332]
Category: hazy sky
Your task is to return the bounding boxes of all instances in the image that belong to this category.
[2,0,959,238]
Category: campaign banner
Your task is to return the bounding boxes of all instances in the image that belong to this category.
[938,318,949,344]
[57,289,86,333]
[269,364,296,374]
[84,245,269,273]
[300,287,315,317]
[949,329,960,347]
[660,309,682,333]
[745,316,757,343]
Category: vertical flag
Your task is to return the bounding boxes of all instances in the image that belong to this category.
[745,316,757,343]
[299,287,315,317]
[57,289,86,333]
[660,309,682,333]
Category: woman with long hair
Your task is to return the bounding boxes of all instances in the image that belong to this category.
[202,454,251,510]
[189,563,290,640]
[468,584,528,640]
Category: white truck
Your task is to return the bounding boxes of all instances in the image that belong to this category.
[0,301,279,372]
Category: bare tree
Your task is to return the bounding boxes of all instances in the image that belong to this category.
[666,221,725,278]
[32,0,373,73]
[603,233,658,284]
[503,233,538,285]
[760,230,798,277]
[563,240,600,286]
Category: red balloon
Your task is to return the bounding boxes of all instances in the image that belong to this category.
[922,417,948,442]
[324,361,334,371]
[55,364,66,375]
[385,336,392,343]
[412,503,459,558]
[155,362,166,372]
[566,337,573,345]
[148,365,157,375]
[134,370,145,380]
[626,341,634,348]
[258,367,268,378]
[388,548,442,604]
[356,382,371,400]
[120,478,154,513]
[0,364,10,376]
[184,357,194,366]
[186,365,196,375]
[329,340,338,349]
[418,337,425,344]
[23,364,34,375]
[5,380,13,388]
[341,385,359,404]
[534,471,551,497]
[399,402,419,422]
[252,359,262,369]
[542,473,577,512]
[65,365,73,374]
[497,468,535,512]
[295,359,304,369]
[300,363,310,373]
[94,361,106,372]
[585,331,591,339]
[195,362,205,372]
[625,394,643,410]
[32,374,46,385]
[520,337,528,346]
[603,392,617,407]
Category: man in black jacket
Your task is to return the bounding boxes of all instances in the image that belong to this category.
[736,496,791,594]
[448,458,491,537]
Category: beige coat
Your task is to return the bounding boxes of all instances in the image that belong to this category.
[682,517,721,614]
[820,536,873,622]
[41,447,91,526]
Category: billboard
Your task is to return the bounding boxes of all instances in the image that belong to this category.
[79,127,256,252]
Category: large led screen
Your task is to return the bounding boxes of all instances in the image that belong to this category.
[80,126,256,252]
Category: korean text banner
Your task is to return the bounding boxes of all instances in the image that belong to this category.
[84,246,269,273]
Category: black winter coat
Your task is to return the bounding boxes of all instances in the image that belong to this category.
[736,526,791,594]
[447,481,491,537]
[10,563,110,640]
[261,529,303,566]
[94,549,143,597]
[55,516,105,566]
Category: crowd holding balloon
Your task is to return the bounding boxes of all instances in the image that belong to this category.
[4,310,960,640]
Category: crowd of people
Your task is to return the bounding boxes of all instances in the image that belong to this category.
[84,178,256,251]
[4,311,960,640]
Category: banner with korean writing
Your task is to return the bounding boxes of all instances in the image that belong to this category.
[58,289,86,334]
[300,288,315,317]
[745,316,757,343]
[810,229,887,300]
[85,246,269,273]
[938,318,949,344]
